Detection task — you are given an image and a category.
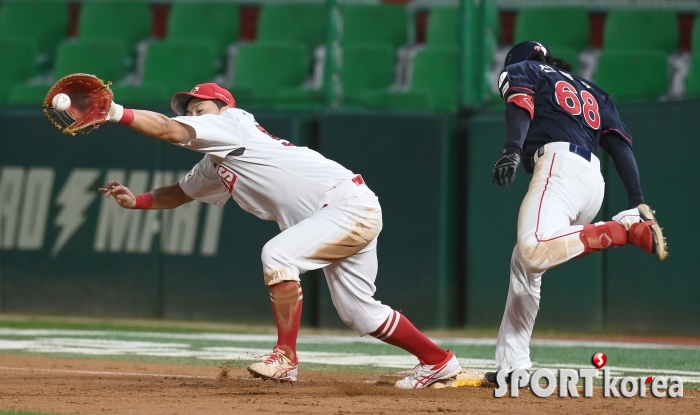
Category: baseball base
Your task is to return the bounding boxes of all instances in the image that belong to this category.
[378,368,488,388]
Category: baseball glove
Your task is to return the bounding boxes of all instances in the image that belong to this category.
[43,73,114,136]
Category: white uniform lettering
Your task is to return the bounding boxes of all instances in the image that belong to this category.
[200,204,224,256]
[94,170,149,253]
[18,168,54,250]
[0,167,25,249]
[162,171,201,255]
[51,169,101,257]
[139,171,175,253]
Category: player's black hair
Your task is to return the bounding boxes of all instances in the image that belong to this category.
[182,97,229,113]
[213,99,229,109]
[525,50,573,72]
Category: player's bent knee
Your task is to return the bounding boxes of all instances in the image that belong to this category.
[517,241,547,273]
[263,269,298,286]
[261,242,299,286]
[260,239,281,263]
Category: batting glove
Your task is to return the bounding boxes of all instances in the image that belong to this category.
[612,207,642,230]
[492,150,520,187]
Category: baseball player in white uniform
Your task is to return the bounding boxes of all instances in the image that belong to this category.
[97,83,461,389]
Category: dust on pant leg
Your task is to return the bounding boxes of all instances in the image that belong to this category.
[261,238,300,286]
[517,232,584,274]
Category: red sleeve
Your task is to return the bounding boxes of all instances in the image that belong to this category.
[506,94,534,119]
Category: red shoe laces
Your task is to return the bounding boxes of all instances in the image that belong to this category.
[264,353,280,365]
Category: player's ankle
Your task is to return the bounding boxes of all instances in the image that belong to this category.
[274,346,297,363]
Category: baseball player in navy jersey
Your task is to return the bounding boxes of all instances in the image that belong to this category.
[96,83,462,389]
[484,41,668,385]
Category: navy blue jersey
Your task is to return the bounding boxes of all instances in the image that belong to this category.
[498,60,633,159]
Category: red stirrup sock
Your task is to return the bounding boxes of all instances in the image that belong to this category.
[578,220,628,257]
[269,281,303,363]
[370,310,448,365]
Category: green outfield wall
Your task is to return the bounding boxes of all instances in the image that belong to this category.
[316,113,461,328]
[0,103,698,333]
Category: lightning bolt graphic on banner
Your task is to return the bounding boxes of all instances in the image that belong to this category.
[51,169,101,257]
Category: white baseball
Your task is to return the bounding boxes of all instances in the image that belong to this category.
[52,93,71,112]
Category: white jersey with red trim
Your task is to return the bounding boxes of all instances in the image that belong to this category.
[174,108,356,229]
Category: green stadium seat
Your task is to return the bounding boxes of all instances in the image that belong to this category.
[114,40,219,105]
[422,2,498,106]
[514,7,589,53]
[683,54,700,98]
[166,2,240,60]
[0,38,39,103]
[684,19,700,98]
[77,1,151,52]
[256,4,325,54]
[358,90,431,112]
[425,7,458,47]
[691,14,700,55]
[594,51,669,103]
[110,84,167,107]
[7,83,50,106]
[425,2,499,48]
[7,38,131,106]
[359,46,458,113]
[409,46,458,112]
[603,10,679,54]
[343,5,408,49]
[0,1,69,62]
[552,47,581,74]
[54,39,130,82]
[344,44,396,100]
[274,43,396,110]
[231,42,310,109]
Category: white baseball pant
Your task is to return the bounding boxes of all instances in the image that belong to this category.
[496,142,605,371]
[260,178,392,336]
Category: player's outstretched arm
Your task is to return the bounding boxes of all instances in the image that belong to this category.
[106,102,195,145]
[98,180,193,210]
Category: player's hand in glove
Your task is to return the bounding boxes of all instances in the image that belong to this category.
[43,73,114,135]
[98,180,136,209]
[492,149,521,186]
[612,207,642,230]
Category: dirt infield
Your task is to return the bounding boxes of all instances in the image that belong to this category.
[0,355,698,414]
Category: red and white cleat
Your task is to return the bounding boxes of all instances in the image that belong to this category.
[630,204,668,261]
[394,351,462,389]
[247,349,298,383]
